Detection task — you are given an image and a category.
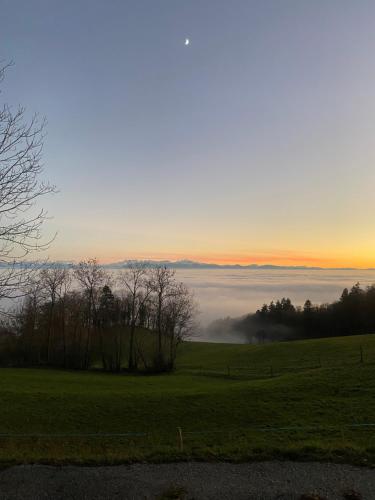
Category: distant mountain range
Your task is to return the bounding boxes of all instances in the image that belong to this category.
[0,259,372,271]
[101,259,369,271]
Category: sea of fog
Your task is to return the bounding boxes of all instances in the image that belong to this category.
[6,267,375,343]
[172,269,375,337]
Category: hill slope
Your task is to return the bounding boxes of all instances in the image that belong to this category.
[1,334,375,464]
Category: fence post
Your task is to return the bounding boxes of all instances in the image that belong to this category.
[177,427,184,452]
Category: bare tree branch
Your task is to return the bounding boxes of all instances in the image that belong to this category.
[0,64,56,308]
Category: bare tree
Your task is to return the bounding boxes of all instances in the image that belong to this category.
[118,262,152,370]
[40,266,71,363]
[74,258,106,368]
[63,290,86,368]
[0,63,56,306]
[148,266,177,369]
[98,284,119,371]
[17,277,45,364]
[163,282,197,369]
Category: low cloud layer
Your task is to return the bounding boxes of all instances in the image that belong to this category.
[172,269,375,342]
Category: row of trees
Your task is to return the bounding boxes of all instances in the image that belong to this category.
[232,283,375,342]
[0,260,196,372]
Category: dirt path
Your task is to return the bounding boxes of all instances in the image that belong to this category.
[0,461,374,499]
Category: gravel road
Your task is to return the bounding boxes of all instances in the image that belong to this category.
[0,461,374,499]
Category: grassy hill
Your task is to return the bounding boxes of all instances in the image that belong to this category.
[1,334,375,465]
[179,334,375,374]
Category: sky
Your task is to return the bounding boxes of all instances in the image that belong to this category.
[2,0,375,267]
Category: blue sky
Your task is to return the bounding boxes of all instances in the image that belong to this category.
[2,1,375,266]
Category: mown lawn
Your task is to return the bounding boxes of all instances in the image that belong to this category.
[1,334,375,465]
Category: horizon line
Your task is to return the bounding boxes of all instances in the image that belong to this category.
[31,258,375,271]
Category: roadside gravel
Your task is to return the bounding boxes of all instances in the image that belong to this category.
[0,461,374,499]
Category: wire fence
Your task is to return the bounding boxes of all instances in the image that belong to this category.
[1,423,375,458]
[2,422,375,439]
[179,343,374,381]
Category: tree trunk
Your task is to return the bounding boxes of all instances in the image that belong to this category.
[128,322,136,370]
[61,305,67,368]
[46,300,55,364]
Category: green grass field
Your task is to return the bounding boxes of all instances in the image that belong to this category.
[2,334,375,465]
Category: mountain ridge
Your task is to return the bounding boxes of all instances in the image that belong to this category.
[0,259,372,271]
[102,259,369,271]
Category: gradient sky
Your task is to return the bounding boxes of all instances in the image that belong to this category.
[2,0,375,267]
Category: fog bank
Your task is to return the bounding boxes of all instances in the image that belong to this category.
[172,269,375,342]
